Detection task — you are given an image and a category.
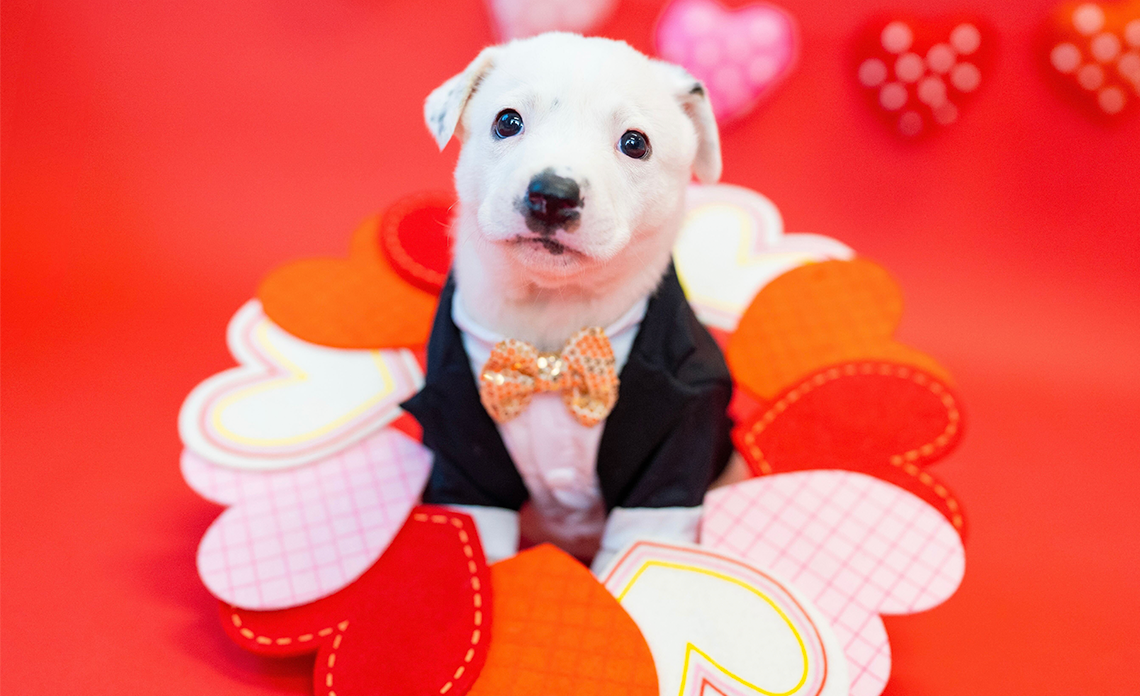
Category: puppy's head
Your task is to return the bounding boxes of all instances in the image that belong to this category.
[425,33,720,291]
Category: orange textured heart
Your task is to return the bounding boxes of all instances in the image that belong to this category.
[726,258,952,400]
[258,205,440,350]
[468,544,658,696]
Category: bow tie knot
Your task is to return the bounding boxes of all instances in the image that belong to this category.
[479,327,619,427]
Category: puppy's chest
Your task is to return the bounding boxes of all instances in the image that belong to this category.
[452,290,648,513]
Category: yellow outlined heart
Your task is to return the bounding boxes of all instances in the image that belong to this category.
[178,300,423,470]
[600,542,847,696]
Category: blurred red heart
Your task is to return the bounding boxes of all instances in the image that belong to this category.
[1044,1,1140,118]
[379,191,454,295]
[854,17,993,138]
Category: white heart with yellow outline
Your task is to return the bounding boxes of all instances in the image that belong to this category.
[676,184,854,332]
[600,541,848,696]
[178,300,423,471]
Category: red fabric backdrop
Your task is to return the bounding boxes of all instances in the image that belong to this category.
[2,0,1138,693]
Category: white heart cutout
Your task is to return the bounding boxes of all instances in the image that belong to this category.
[600,541,848,696]
[178,300,423,471]
[675,183,854,332]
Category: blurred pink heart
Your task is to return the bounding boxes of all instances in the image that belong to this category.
[655,0,798,123]
[487,0,618,39]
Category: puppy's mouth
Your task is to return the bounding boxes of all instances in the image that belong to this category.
[509,235,584,258]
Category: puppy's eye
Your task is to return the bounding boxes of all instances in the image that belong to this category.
[619,130,649,159]
[493,109,524,139]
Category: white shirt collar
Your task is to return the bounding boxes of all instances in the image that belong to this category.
[451,288,649,372]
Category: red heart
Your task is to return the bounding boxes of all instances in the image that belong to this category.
[1045,1,1140,117]
[854,17,993,138]
[379,191,454,295]
[220,506,492,696]
[732,362,968,537]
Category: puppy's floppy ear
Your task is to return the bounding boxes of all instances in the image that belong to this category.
[424,46,499,151]
[655,61,722,184]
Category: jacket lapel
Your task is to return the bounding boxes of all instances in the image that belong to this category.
[401,277,530,509]
[595,263,702,511]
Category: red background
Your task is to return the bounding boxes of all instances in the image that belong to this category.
[3,0,1138,693]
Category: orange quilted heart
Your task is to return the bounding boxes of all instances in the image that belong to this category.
[726,258,952,400]
[468,544,658,696]
[257,210,439,350]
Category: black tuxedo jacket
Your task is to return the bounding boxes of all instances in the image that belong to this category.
[402,262,734,512]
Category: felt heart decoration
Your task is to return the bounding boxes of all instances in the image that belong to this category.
[182,428,431,610]
[674,183,854,333]
[599,541,847,696]
[221,507,492,696]
[486,0,619,39]
[655,0,798,123]
[178,300,423,471]
[258,206,440,350]
[732,362,967,535]
[855,17,993,138]
[1046,1,1140,117]
[701,471,966,696]
[467,544,658,695]
[725,258,952,401]
[379,191,454,295]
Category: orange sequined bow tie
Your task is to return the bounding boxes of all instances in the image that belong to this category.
[478,327,619,427]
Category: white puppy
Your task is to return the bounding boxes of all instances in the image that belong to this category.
[411,32,729,572]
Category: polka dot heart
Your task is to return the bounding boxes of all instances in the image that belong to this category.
[855,17,993,138]
[1046,1,1140,117]
[655,0,798,124]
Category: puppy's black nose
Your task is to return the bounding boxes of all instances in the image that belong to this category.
[524,170,582,233]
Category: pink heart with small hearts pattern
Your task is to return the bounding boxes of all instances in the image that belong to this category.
[655,0,798,123]
[855,17,993,138]
[486,0,618,39]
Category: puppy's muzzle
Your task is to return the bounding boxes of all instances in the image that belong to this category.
[522,170,582,234]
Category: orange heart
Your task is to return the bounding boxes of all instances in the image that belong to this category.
[257,210,439,350]
[726,258,951,400]
[469,544,658,696]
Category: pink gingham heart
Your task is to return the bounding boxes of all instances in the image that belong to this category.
[701,470,966,696]
[655,0,798,123]
[183,428,432,610]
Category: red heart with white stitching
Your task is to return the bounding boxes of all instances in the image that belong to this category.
[855,17,993,138]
